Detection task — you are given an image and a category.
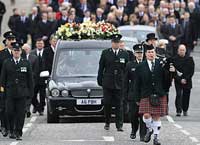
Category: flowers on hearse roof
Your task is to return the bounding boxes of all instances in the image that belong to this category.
[56,21,119,40]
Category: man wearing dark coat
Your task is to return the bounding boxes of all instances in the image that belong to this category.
[30,38,46,116]
[0,42,33,140]
[173,44,195,116]
[134,45,168,145]
[124,44,146,141]
[97,34,129,132]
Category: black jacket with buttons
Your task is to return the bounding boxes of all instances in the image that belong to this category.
[134,59,166,102]
[0,58,34,98]
[97,48,129,90]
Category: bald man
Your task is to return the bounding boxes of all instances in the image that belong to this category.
[172,44,195,117]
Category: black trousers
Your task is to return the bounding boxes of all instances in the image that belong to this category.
[129,101,146,138]
[32,84,46,112]
[5,97,26,136]
[103,88,123,129]
[175,82,191,113]
[0,93,7,131]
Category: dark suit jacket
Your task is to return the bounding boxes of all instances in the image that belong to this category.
[97,48,129,90]
[124,59,140,101]
[173,55,195,89]
[43,46,55,74]
[30,49,46,85]
[134,59,166,102]
[27,54,39,84]
[0,58,33,98]
[28,14,40,36]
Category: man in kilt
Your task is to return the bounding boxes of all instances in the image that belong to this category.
[134,44,168,145]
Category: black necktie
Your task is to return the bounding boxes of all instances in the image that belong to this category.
[16,60,19,65]
[151,61,155,72]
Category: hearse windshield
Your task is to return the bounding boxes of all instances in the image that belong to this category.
[55,49,102,77]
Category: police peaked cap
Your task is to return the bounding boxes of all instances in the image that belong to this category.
[133,44,143,52]
[11,42,22,50]
[3,31,16,39]
[111,34,122,42]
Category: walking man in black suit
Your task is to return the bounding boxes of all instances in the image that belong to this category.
[30,38,46,115]
[173,44,195,116]
[0,0,6,36]
[22,43,39,118]
[124,44,146,141]
[134,45,168,145]
[0,42,33,140]
[97,34,129,131]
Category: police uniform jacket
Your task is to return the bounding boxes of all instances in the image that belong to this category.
[97,48,129,90]
[124,59,140,101]
[134,59,166,102]
[0,58,34,98]
[173,55,194,89]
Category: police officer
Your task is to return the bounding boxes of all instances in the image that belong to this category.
[0,31,16,137]
[124,44,146,141]
[0,42,34,140]
[97,34,129,131]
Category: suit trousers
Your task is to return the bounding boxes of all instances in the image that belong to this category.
[5,97,26,136]
[175,82,191,113]
[32,84,46,112]
[103,88,123,129]
[129,101,146,138]
[0,94,8,131]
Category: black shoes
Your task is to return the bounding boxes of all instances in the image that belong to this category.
[183,111,188,116]
[26,111,31,118]
[104,124,110,130]
[130,132,136,139]
[153,138,161,145]
[1,128,8,137]
[176,112,181,117]
[117,127,124,132]
[32,107,37,113]
[9,132,16,139]
[144,129,153,143]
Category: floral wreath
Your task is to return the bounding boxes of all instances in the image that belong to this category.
[55,21,120,40]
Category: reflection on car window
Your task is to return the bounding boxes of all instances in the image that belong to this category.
[56,49,101,77]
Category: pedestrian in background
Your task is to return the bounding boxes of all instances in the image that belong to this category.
[124,43,146,141]
[97,34,129,132]
[134,45,168,145]
[173,44,195,117]
[0,0,6,36]
[0,42,33,140]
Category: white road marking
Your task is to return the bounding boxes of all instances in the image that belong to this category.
[30,116,37,122]
[24,122,32,128]
[174,124,183,129]
[189,137,199,143]
[103,136,115,141]
[181,130,191,136]
[166,115,175,123]
[10,142,19,145]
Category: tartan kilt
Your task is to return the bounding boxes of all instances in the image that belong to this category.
[139,96,168,117]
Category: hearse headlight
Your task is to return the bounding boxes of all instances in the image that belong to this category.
[51,89,60,97]
[61,90,69,97]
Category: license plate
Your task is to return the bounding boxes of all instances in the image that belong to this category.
[76,99,101,105]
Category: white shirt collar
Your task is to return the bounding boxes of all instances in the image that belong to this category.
[147,59,155,71]
[37,49,44,56]
[112,48,119,55]
[13,57,21,63]
[51,45,55,52]
[8,48,12,55]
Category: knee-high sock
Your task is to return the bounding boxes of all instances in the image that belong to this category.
[152,120,161,137]
[143,116,152,131]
